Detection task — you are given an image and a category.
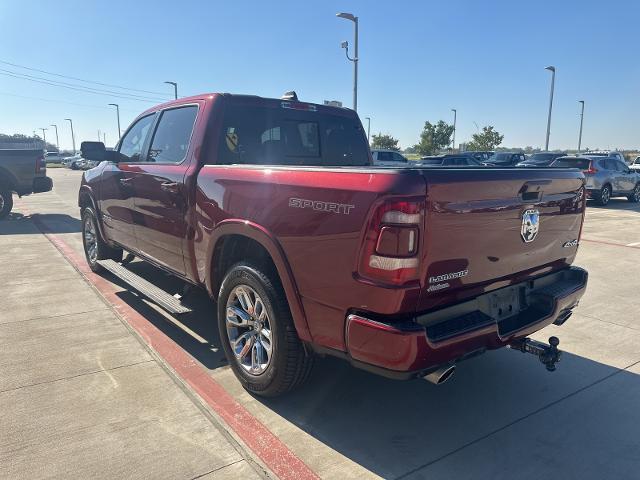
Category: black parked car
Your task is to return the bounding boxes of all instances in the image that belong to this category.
[418,154,482,166]
[517,151,567,167]
[484,152,526,166]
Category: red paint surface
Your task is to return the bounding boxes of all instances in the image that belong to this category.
[22,206,319,480]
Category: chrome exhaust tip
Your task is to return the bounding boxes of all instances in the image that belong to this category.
[423,364,456,385]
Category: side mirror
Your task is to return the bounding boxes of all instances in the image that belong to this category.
[80,141,116,162]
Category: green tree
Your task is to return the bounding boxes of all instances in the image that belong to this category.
[414,120,454,156]
[371,133,400,151]
[466,126,504,151]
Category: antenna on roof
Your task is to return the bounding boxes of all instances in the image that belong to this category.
[281,91,298,101]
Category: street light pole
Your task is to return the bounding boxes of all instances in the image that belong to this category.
[544,65,556,151]
[164,81,178,100]
[337,12,358,111]
[108,103,121,139]
[39,128,47,147]
[451,108,457,151]
[365,116,371,142]
[577,100,585,153]
[65,118,76,155]
[50,124,59,152]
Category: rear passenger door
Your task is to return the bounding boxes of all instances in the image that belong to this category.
[129,105,199,275]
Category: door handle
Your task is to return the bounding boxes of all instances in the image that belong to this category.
[160,181,179,193]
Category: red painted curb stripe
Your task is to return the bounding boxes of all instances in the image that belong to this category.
[581,238,640,250]
[24,209,319,480]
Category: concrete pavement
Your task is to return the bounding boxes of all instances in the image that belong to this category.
[3,167,640,479]
[0,192,263,478]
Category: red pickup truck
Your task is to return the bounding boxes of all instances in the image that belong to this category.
[79,92,588,396]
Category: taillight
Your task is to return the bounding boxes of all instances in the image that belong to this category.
[35,154,46,174]
[358,199,424,285]
[583,161,597,175]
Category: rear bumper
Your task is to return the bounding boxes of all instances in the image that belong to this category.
[344,266,588,378]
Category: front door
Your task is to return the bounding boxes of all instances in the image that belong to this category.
[129,105,199,276]
[98,113,155,250]
[615,160,635,193]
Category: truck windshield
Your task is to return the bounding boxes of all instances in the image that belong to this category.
[217,103,369,167]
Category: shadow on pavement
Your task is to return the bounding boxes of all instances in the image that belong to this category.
[97,259,640,479]
[0,213,81,234]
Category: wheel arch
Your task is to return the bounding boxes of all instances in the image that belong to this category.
[205,220,312,342]
[78,186,109,244]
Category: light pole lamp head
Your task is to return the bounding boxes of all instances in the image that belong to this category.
[108,103,118,107]
[340,40,349,49]
[579,100,584,105]
[545,65,555,72]
[336,12,356,22]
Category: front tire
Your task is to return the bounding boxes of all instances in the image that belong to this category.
[81,207,122,272]
[0,189,13,219]
[628,184,640,203]
[217,263,313,397]
[596,184,611,206]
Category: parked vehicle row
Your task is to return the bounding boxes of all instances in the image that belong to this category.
[552,155,640,205]
[77,91,587,397]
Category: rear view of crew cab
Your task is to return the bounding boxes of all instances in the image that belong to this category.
[79,92,588,396]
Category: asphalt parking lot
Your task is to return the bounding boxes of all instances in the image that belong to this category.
[2,167,640,479]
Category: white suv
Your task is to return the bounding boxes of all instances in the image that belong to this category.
[371,149,409,167]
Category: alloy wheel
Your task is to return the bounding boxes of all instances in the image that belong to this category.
[633,185,640,202]
[83,215,98,263]
[0,193,4,212]
[225,285,273,375]
[601,186,610,205]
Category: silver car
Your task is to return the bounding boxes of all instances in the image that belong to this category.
[371,149,409,167]
[552,156,640,205]
[629,156,640,172]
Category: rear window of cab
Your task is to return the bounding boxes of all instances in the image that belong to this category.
[216,103,369,167]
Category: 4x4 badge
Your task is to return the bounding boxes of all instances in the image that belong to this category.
[521,209,540,243]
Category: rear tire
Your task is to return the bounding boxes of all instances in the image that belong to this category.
[628,184,640,203]
[81,207,122,272]
[217,263,313,397]
[596,184,611,206]
[0,189,13,219]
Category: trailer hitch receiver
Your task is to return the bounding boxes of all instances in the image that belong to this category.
[508,336,562,372]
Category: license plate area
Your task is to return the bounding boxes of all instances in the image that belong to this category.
[486,286,521,321]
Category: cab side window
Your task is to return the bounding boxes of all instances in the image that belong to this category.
[146,106,198,164]
[118,114,155,163]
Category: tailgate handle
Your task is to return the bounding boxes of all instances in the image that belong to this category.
[520,180,551,202]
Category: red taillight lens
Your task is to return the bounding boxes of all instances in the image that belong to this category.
[583,161,597,175]
[358,199,423,286]
[35,154,46,173]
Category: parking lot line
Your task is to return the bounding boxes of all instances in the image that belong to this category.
[24,209,320,480]
[581,238,640,249]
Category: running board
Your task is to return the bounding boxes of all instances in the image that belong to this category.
[97,259,192,314]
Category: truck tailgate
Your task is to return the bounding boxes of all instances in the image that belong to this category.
[416,168,585,312]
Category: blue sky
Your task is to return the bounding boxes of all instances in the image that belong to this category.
[1,0,638,151]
